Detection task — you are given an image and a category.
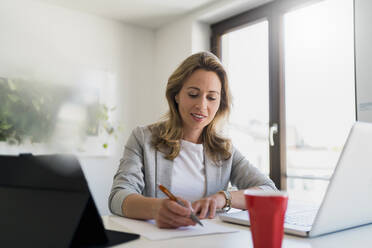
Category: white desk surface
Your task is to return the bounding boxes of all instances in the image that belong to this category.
[103,215,372,248]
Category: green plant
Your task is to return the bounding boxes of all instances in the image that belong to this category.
[87,104,122,149]
[0,77,67,144]
[0,77,121,149]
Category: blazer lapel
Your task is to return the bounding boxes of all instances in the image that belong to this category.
[155,150,173,198]
[204,153,221,197]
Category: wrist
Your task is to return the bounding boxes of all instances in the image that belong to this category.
[218,190,232,212]
[214,192,227,209]
[151,198,164,219]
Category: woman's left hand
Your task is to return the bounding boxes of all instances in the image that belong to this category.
[192,193,226,219]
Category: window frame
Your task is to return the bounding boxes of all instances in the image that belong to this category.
[211,0,324,189]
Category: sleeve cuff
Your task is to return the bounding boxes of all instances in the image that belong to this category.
[257,185,278,191]
[109,189,139,216]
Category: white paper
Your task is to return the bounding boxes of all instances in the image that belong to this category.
[108,215,239,240]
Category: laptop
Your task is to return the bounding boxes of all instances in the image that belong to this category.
[0,153,139,247]
[220,121,372,237]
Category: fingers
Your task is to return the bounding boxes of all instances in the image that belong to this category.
[155,199,195,228]
[199,201,209,219]
[154,196,222,229]
[192,197,218,219]
[156,219,176,229]
[176,197,193,213]
[208,199,217,219]
[158,207,195,227]
[192,201,201,216]
[169,198,192,217]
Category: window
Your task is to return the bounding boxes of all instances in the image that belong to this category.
[222,20,270,175]
[284,0,355,202]
[212,0,355,202]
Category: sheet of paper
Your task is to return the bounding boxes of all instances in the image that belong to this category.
[108,215,239,240]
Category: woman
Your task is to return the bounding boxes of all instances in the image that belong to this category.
[109,51,276,228]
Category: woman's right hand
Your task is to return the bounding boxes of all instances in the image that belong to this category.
[154,198,196,228]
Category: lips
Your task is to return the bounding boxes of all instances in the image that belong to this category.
[191,113,207,122]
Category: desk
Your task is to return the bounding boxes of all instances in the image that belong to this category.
[102,216,372,248]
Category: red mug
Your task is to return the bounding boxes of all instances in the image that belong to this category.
[244,190,288,248]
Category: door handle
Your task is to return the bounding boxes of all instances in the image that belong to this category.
[269,123,278,146]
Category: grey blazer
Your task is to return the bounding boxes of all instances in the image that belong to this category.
[109,126,277,216]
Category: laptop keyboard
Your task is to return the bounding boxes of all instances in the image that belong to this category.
[285,210,317,227]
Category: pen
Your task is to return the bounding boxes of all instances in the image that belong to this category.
[158,184,203,227]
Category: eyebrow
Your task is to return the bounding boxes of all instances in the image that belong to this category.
[187,86,220,94]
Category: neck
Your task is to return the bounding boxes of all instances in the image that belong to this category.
[182,128,203,144]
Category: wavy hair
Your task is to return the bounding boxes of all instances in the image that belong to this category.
[150,51,231,163]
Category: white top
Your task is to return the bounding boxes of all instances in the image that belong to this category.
[171,139,206,202]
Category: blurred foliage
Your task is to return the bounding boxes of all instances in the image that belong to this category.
[86,103,121,149]
[0,77,68,144]
[86,103,116,136]
[0,77,120,148]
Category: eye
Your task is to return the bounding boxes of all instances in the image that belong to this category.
[188,93,198,98]
[208,96,217,101]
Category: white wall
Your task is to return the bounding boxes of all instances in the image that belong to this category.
[154,18,193,113]
[154,0,272,107]
[0,0,158,215]
[0,0,269,216]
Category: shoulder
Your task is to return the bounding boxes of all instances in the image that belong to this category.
[223,145,245,165]
[218,144,239,159]
[127,124,154,148]
[131,125,152,138]
[230,145,242,157]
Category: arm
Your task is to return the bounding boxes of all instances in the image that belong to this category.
[108,127,146,217]
[192,147,277,218]
[108,127,195,228]
[230,148,277,191]
[192,188,260,219]
[230,187,261,209]
[122,194,195,228]
[122,194,162,220]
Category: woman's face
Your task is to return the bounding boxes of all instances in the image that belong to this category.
[175,69,222,135]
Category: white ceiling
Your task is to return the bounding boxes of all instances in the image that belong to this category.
[38,0,222,29]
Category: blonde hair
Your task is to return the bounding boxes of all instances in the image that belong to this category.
[150,51,231,162]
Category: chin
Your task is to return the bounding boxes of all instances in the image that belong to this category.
[188,122,205,130]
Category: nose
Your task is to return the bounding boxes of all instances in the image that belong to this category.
[196,96,208,110]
